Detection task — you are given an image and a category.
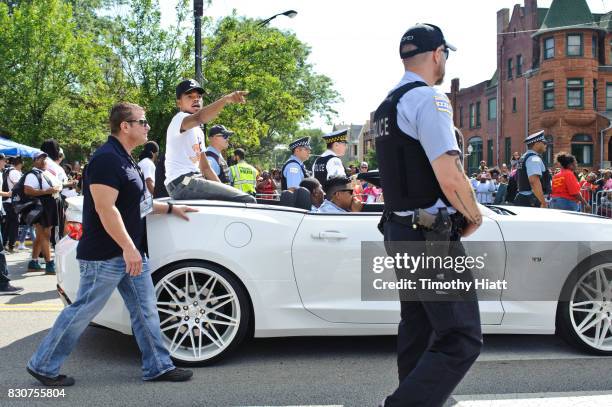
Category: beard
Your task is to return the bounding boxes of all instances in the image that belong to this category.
[434,63,446,86]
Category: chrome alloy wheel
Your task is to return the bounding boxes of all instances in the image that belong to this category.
[155,267,241,363]
[569,264,612,352]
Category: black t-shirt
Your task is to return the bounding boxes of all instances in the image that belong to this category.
[76,136,147,261]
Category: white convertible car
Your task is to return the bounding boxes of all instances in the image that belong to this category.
[55,195,612,365]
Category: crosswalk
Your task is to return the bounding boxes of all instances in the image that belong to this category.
[0,303,63,312]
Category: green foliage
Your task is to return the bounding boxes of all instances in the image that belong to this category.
[0,1,339,165]
[365,148,378,170]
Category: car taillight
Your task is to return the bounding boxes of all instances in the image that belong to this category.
[65,222,83,240]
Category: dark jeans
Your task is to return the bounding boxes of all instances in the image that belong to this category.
[3,202,19,249]
[167,173,256,203]
[383,220,483,407]
[0,228,9,285]
[513,193,541,207]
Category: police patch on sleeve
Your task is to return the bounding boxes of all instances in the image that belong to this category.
[434,95,452,116]
[289,166,299,174]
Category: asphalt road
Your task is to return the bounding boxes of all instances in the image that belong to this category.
[1,250,611,407]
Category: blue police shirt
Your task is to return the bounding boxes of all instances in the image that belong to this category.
[283,155,306,189]
[393,70,459,215]
[206,146,222,176]
[518,149,546,196]
[317,199,347,213]
[77,136,147,261]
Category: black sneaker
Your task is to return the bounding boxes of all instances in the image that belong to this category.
[26,367,75,386]
[0,284,23,295]
[149,368,193,382]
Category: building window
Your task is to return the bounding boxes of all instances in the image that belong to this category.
[507,58,513,80]
[594,79,598,110]
[459,106,463,127]
[476,101,481,127]
[504,137,512,166]
[567,78,584,108]
[516,55,523,76]
[544,37,555,59]
[593,35,598,59]
[512,97,517,112]
[487,139,494,167]
[467,136,483,175]
[567,34,583,57]
[469,104,475,128]
[487,98,497,120]
[606,83,612,110]
[543,80,555,110]
[571,134,593,165]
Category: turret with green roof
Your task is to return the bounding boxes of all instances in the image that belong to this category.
[534,0,603,37]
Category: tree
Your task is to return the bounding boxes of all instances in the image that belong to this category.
[0,0,109,153]
[202,16,340,164]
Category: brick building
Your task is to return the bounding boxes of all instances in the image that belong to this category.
[450,0,612,175]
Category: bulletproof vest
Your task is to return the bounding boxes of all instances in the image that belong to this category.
[281,159,307,190]
[205,150,230,184]
[517,152,551,194]
[312,154,335,188]
[373,81,452,211]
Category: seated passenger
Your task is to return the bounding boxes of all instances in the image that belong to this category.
[164,79,255,203]
[299,177,324,211]
[317,176,364,213]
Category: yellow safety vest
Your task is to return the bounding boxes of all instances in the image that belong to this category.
[229,161,257,194]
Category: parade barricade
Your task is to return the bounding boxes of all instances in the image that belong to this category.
[591,189,612,217]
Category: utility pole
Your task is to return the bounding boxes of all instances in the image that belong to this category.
[194,0,203,83]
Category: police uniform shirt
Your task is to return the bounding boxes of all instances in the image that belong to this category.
[317,199,347,213]
[206,146,223,176]
[319,150,346,180]
[518,149,546,196]
[283,155,306,189]
[394,70,459,215]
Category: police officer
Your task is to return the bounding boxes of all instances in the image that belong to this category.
[513,130,551,208]
[228,148,257,195]
[374,23,483,407]
[205,124,233,185]
[281,137,311,191]
[312,129,348,188]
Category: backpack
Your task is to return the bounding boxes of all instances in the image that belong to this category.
[1,165,13,193]
[11,170,43,216]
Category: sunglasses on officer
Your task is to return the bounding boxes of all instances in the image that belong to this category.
[126,119,150,127]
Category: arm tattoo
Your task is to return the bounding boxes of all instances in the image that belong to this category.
[454,157,464,174]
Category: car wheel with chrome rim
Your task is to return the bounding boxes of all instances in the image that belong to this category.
[152,261,251,366]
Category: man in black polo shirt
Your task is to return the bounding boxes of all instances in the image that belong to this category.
[27,103,196,386]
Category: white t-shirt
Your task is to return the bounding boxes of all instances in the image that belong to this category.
[138,157,156,182]
[44,158,64,188]
[8,168,22,190]
[164,112,205,185]
[25,168,52,190]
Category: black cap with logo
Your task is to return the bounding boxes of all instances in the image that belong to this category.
[208,124,234,138]
[399,23,457,59]
[175,79,205,99]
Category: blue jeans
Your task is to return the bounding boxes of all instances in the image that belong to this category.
[18,225,35,243]
[28,256,174,380]
[550,197,579,211]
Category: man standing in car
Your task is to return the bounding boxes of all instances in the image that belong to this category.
[375,23,483,406]
[27,103,196,386]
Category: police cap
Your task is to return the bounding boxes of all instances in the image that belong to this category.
[524,130,547,146]
[289,137,311,151]
[322,129,348,144]
[399,23,457,59]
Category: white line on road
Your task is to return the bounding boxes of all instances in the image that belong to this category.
[453,390,612,406]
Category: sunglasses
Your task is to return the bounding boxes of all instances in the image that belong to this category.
[126,119,149,127]
[212,133,231,139]
[443,48,449,59]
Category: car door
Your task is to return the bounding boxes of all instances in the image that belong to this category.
[291,210,505,324]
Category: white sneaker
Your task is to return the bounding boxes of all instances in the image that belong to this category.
[17,244,26,250]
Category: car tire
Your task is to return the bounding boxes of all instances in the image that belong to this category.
[556,252,612,356]
[152,261,251,366]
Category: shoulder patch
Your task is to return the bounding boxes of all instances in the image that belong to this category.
[530,155,542,163]
[434,95,452,115]
[289,166,299,174]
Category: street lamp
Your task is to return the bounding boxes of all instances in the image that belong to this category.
[194,0,204,83]
[257,10,298,27]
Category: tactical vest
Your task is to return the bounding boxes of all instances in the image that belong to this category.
[281,159,307,190]
[312,154,336,188]
[205,150,230,184]
[229,161,257,194]
[373,81,452,211]
[517,151,552,194]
